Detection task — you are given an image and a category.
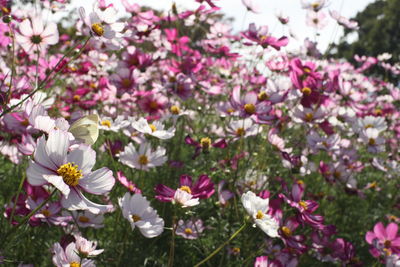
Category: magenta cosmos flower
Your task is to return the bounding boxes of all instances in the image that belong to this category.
[366,222,400,257]
[15,14,59,53]
[155,174,215,202]
[27,129,115,214]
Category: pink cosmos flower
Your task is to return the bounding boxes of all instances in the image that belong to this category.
[366,222,400,257]
[306,11,329,30]
[155,174,215,203]
[52,241,95,266]
[26,129,115,214]
[15,14,59,53]
[329,10,359,30]
[241,23,289,50]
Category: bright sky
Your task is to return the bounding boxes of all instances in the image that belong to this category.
[72,0,375,52]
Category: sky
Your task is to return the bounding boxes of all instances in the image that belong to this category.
[72,0,375,52]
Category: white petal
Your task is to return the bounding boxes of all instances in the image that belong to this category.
[26,160,51,186]
[46,129,69,167]
[79,168,115,195]
[61,189,112,214]
[19,19,33,36]
[67,145,95,174]
[43,174,70,196]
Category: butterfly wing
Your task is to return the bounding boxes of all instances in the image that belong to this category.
[69,114,99,145]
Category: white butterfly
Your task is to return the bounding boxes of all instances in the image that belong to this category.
[69,114,99,145]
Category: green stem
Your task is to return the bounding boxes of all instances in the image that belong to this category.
[0,37,91,118]
[194,222,248,267]
[1,189,57,248]
[9,172,26,223]
[168,214,177,267]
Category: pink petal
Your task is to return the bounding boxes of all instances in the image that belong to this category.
[365,231,376,244]
[46,129,69,167]
[19,19,33,36]
[386,223,398,240]
[373,222,387,240]
[31,16,44,35]
[26,160,51,186]
[41,22,59,45]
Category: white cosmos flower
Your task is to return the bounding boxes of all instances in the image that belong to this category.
[173,189,200,208]
[119,193,164,238]
[353,115,387,134]
[241,191,279,238]
[99,115,130,132]
[79,4,125,40]
[131,117,175,140]
[119,142,167,171]
[74,235,104,257]
[227,118,259,140]
[52,242,95,267]
[26,129,115,214]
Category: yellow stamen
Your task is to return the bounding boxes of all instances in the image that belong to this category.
[78,216,90,223]
[184,228,193,235]
[121,78,132,88]
[299,201,308,210]
[236,127,246,137]
[101,120,111,128]
[41,209,51,217]
[149,124,157,132]
[170,105,180,115]
[70,262,81,267]
[368,138,376,146]
[258,91,268,101]
[364,124,373,129]
[301,87,312,95]
[73,95,81,101]
[281,226,292,236]
[179,185,192,194]
[20,118,29,126]
[256,210,264,219]
[91,23,104,36]
[232,247,241,254]
[304,113,314,122]
[138,155,149,165]
[244,103,256,115]
[57,163,83,186]
[200,137,212,149]
[131,214,141,222]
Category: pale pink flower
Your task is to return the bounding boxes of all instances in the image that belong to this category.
[15,14,59,53]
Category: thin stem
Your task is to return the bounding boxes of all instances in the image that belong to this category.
[9,172,26,223]
[6,23,15,104]
[1,189,57,247]
[168,214,177,267]
[0,37,91,118]
[194,222,248,267]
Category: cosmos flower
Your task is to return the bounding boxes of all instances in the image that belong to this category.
[131,117,175,140]
[119,192,164,238]
[175,219,205,239]
[241,191,279,237]
[15,14,59,53]
[119,141,167,171]
[52,241,95,267]
[26,129,115,214]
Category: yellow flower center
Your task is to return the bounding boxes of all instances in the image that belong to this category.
[131,214,141,222]
[91,23,104,36]
[297,180,304,185]
[374,109,382,115]
[70,262,81,267]
[101,120,111,128]
[20,118,30,126]
[200,137,212,149]
[255,210,264,219]
[299,201,308,210]
[170,105,180,115]
[73,95,81,101]
[301,87,312,95]
[369,181,377,189]
[57,163,83,186]
[236,127,246,136]
[149,124,157,132]
[179,185,192,194]
[244,103,256,115]
[333,171,341,179]
[227,108,235,114]
[149,101,158,110]
[304,113,314,122]
[368,138,376,145]
[121,78,132,88]
[258,91,268,101]
[303,67,311,73]
[41,209,51,217]
[311,2,320,9]
[232,247,241,254]
[364,124,373,129]
[78,216,90,223]
[184,228,193,234]
[281,226,292,236]
[138,155,149,165]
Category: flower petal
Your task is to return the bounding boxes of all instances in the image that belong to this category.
[79,167,115,195]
